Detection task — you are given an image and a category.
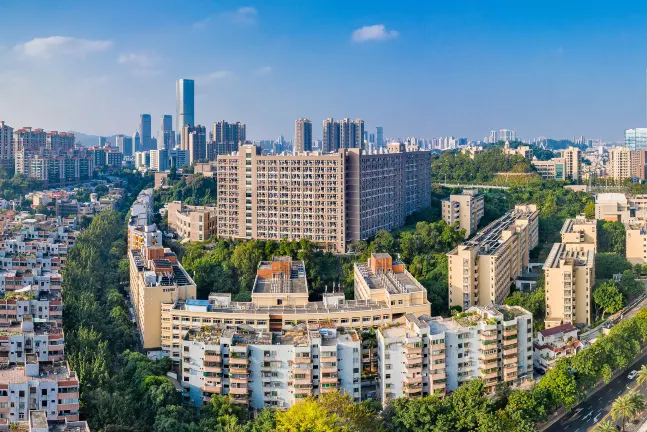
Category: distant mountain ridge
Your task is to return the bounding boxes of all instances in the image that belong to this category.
[69,131,121,147]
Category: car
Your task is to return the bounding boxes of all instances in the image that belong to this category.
[628,370,638,380]
[534,367,546,376]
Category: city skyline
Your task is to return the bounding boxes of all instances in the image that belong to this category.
[3,2,647,142]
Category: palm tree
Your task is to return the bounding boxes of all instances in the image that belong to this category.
[611,393,640,431]
[593,420,619,432]
[628,390,646,414]
[636,365,647,389]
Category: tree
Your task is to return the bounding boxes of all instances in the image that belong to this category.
[636,365,647,389]
[593,281,624,319]
[616,270,645,301]
[598,220,626,255]
[361,329,378,375]
[593,420,621,432]
[583,201,595,219]
[275,398,344,432]
[596,253,632,280]
[244,409,276,432]
[610,393,641,431]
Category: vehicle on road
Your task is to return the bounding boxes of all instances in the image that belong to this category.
[534,367,546,376]
[628,370,638,379]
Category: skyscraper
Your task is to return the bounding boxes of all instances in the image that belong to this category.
[625,128,647,151]
[322,118,340,153]
[376,126,384,148]
[133,131,140,153]
[116,135,134,156]
[176,79,195,144]
[294,118,313,153]
[212,120,246,156]
[139,114,152,151]
[339,118,352,149]
[182,125,207,165]
[159,115,174,150]
[353,119,365,150]
[0,121,14,169]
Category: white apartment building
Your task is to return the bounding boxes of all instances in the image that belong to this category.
[377,305,533,403]
[181,323,360,409]
[441,189,485,237]
[609,147,632,181]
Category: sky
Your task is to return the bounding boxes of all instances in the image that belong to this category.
[2,0,647,142]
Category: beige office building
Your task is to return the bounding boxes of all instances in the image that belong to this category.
[631,150,647,180]
[544,242,594,329]
[560,216,597,252]
[563,147,581,181]
[447,205,539,311]
[625,220,647,264]
[609,147,632,181]
[167,201,217,242]
[441,189,485,237]
[216,143,431,252]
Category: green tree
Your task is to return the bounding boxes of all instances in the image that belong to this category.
[583,201,595,219]
[610,393,641,431]
[275,398,344,432]
[598,220,626,254]
[596,253,632,280]
[636,365,647,389]
[593,420,620,432]
[593,281,624,319]
[616,270,645,301]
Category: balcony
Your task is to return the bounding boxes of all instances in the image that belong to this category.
[405,344,423,355]
[229,367,248,375]
[430,343,445,352]
[229,357,249,367]
[404,385,423,395]
[479,351,498,361]
[294,357,312,364]
[404,375,423,385]
[502,347,517,356]
[320,376,338,384]
[203,384,222,394]
[431,372,446,380]
[204,354,222,362]
[229,386,248,395]
[405,355,423,365]
[294,387,312,395]
[320,366,337,374]
[230,396,249,405]
[502,356,517,366]
[230,376,248,384]
[480,332,497,341]
[504,372,517,382]
[480,370,498,380]
[204,365,222,374]
[502,338,517,346]
[503,328,517,337]
[406,366,423,374]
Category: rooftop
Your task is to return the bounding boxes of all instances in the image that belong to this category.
[355,260,424,295]
[449,205,537,257]
[252,257,308,295]
[539,323,578,338]
[561,216,596,234]
[544,243,595,268]
[0,361,75,384]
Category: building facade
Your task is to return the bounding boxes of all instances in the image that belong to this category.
[441,189,484,237]
[609,147,632,181]
[176,79,195,139]
[167,201,217,242]
[447,205,539,311]
[625,128,647,151]
[294,118,313,153]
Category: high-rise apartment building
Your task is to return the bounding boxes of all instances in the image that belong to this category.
[294,118,313,153]
[499,129,514,142]
[339,118,364,149]
[133,131,140,153]
[322,118,340,153]
[150,149,169,172]
[216,144,431,252]
[609,147,632,180]
[354,119,365,150]
[158,115,174,150]
[46,131,75,152]
[181,322,361,408]
[563,147,581,181]
[544,242,594,329]
[447,205,539,311]
[211,120,246,157]
[139,114,152,151]
[115,134,134,157]
[346,143,431,242]
[0,121,13,169]
[376,126,384,148]
[631,149,647,180]
[489,130,497,143]
[176,79,195,141]
[625,128,647,151]
[181,125,207,165]
[560,216,597,252]
[378,305,533,400]
[441,189,485,237]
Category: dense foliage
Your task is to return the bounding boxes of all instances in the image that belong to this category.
[154,173,217,206]
[430,149,533,183]
[597,220,626,255]
[0,173,44,200]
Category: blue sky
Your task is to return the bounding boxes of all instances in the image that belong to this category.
[1,0,647,142]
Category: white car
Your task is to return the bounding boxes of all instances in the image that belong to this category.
[628,370,638,380]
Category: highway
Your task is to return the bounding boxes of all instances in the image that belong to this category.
[545,351,647,432]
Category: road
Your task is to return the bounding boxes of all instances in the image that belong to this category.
[545,352,647,432]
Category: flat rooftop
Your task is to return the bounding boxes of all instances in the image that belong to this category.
[131,249,194,287]
[0,361,75,384]
[252,259,307,295]
[355,261,424,295]
[561,217,595,233]
[544,243,594,268]
[449,205,537,257]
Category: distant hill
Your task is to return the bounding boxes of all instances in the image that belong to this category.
[69,131,121,147]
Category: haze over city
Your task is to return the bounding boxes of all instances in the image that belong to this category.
[2,0,647,141]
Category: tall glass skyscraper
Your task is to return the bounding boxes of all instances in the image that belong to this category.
[176,79,195,135]
[159,114,174,150]
[625,128,647,150]
[139,114,152,151]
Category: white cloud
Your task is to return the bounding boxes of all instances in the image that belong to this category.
[194,6,258,28]
[254,66,272,76]
[117,52,162,76]
[351,24,399,43]
[14,36,112,59]
[195,70,235,84]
